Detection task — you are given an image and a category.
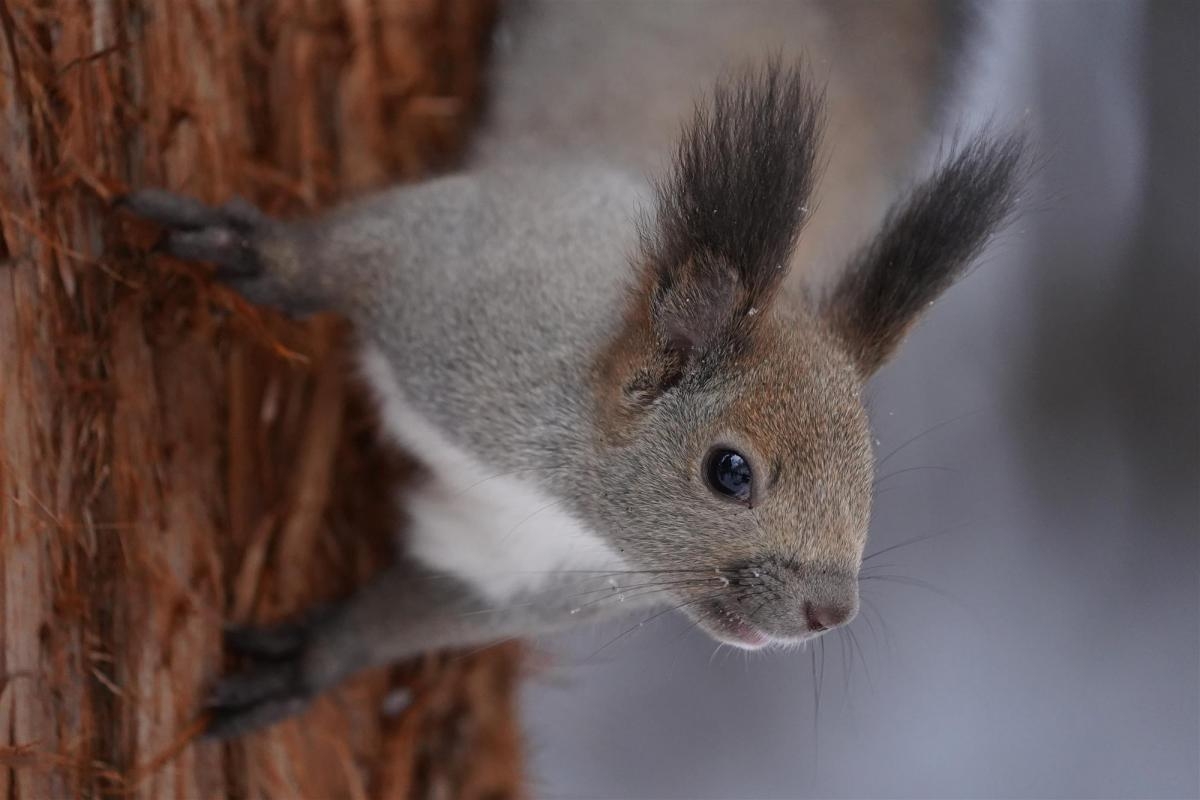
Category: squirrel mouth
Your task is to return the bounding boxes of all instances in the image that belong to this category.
[705,600,771,650]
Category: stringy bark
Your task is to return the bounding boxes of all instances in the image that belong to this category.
[0,1,522,797]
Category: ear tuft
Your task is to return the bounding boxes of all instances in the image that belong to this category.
[639,60,825,356]
[827,130,1029,374]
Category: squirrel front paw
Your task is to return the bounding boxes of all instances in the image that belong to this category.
[118,189,306,310]
[120,189,267,277]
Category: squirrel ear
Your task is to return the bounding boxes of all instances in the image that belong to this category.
[634,61,824,376]
[826,131,1028,375]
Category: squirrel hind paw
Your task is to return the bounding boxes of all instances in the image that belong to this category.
[203,694,312,740]
[202,660,312,739]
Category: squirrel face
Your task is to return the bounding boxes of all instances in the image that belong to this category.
[589,63,1025,648]
[594,307,872,647]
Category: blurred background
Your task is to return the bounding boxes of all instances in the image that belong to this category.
[520,2,1200,797]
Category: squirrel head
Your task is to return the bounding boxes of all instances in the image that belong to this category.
[591,62,1025,648]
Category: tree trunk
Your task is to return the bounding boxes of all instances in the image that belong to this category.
[0,1,522,797]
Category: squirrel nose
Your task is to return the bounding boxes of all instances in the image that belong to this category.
[804,601,853,632]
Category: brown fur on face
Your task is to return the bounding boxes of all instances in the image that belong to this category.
[592,298,873,569]
[584,64,1024,645]
[717,314,874,571]
[587,295,873,644]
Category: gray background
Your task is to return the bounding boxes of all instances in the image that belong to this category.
[520,2,1200,797]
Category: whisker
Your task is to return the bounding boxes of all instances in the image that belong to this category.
[874,407,989,471]
[501,498,568,540]
[664,599,723,654]
[859,574,977,620]
[540,568,722,575]
[838,626,851,697]
[860,595,894,661]
[872,464,954,488]
[402,566,722,585]
[449,462,600,498]
[859,560,898,576]
[589,585,776,663]
[862,518,981,563]
[567,578,720,612]
[812,635,825,775]
[846,625,873,694]
[582,589,736,660]
[565,575,725,600]
[456,575,720,619]
[745,596,771,628]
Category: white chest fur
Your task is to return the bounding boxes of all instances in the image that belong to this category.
[358,347,624,603]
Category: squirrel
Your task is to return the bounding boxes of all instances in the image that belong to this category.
[122,2,1025,738]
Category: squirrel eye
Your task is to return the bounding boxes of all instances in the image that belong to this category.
[704,449,753,503]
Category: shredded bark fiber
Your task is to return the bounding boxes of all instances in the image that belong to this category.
[0,1,523,798]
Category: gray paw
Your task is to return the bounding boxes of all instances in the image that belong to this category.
[120,189,268,279]
[203,615,327,739]
[205,660,312,739]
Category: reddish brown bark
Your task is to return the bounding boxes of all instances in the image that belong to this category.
[0,1,521,797]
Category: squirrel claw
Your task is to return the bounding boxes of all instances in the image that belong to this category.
[206,660,303,709]
[223,605,334,660]
[204,689,312,740]
[203,648,312,739]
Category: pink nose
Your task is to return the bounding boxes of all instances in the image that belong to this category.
[804,601,853,632]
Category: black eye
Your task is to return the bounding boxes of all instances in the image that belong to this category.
[704,449,753,503]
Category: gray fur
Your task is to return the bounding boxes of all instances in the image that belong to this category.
[300,167,642,463]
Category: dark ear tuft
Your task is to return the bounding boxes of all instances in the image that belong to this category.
[827,130,1028,375]
[639,60,826,357]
